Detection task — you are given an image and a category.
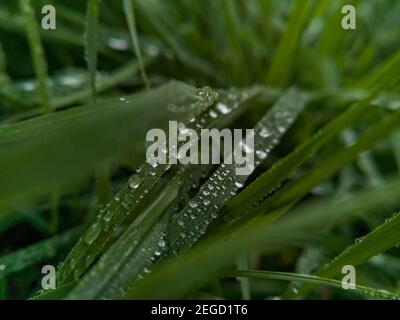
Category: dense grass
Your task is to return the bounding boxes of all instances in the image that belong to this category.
[0,0,400,300]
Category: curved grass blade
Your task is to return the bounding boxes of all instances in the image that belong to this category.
[288,211,400,298]
[223,270,400,300]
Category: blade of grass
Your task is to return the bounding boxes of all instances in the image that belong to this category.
[0,228,80,278]
[391,130,400,174]
[123,178,400,299]
[123,0,150,88]
[265,0,313,86]
[252,109,400,217]
[223,270,399,300]
[85,0,101,102]
[287,211,400,298]
[0,81,197,212]
[236,254,251,300]
[57,85,218,285]
[19,0,50,113]
[225,50,400,220]
[4,56,157,122]
[167,88,308,254]
[0,41,9,85]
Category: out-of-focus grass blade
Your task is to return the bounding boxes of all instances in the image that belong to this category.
[0,41,9,85]
[0,228,80,278]
[123,0,150,88]
[19,0,50,113]
[0,81,196,212]
[221,0,248,84]
[135,0,221,82]
[85,0,100,102]
[391,130,400,174]
[4,57,156,122]
[265,0,313,86]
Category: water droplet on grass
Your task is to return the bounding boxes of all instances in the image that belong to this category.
[216,102,231,114]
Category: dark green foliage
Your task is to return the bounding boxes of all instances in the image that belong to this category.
[0,0,400,300]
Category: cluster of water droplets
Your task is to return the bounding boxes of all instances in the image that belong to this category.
[59,86,220,284]
[98,220,169,299]
[166,88,308,254]
[167,86,219,118]
[59,161,171,284]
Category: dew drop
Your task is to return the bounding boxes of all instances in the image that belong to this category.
[189,200,198,208]
[143,267,151,274]
[216,102,231,114]
[259,127,271,138]
[209,110,218,119]
[84,222,102,244]
[158,239,166,248]
[129,175,142,189]
[256,150,267,160]
[235,181,244,188]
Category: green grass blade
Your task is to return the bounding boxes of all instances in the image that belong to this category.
[57,85,218,285]
[66,174,182,299]
[252,109,400,217]
[0,41,9,85]
[19,0,50,113]
[123,0,150,88]
[289,211,400,298]
[123,178,400,299]
[0,228,80,278]
[0,81,197,212]
[265,0,313,86]
[167,88,308,254]
[391,130,400,174]
[225,51,400,220]
[31,281,76,300]
[85,0,101,102]
[223,270,399,300]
